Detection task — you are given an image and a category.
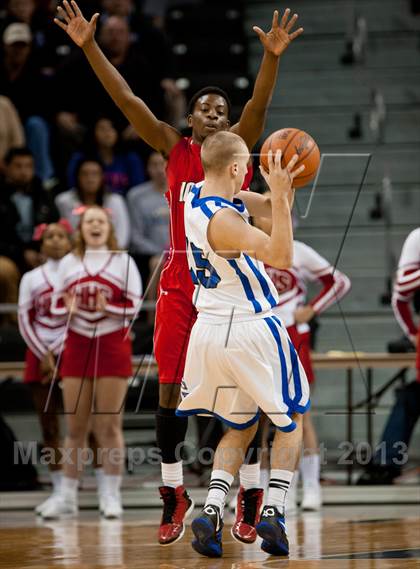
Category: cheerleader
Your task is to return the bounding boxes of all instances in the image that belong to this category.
[41,205,142,519]
[18,220,72,515]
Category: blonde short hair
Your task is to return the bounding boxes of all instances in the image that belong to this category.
[200,131,248,174]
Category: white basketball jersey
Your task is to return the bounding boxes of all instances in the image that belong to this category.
[184,183,279,322]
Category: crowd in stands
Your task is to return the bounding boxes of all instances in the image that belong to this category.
[0,0,180,322]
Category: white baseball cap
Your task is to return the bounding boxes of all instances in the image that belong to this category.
[3,23,32,45]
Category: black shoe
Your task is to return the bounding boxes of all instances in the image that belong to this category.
[387,335,415,353]
[256,505,289,556]
[191,504,223,558]
[357,464,401,485]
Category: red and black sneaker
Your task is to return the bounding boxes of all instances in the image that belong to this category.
[158,485,194,546]
[231,486,264,544]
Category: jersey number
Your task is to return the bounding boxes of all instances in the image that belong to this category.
[188,240,220,289]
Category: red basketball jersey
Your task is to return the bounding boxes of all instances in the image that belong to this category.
[162,136,253,294]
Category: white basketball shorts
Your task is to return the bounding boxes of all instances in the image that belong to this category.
[176,314,310,432]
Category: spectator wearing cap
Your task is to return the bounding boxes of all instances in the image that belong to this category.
[0,0,73,69]
[0,22,55,183]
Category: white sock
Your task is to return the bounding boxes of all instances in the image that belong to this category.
[103,474,122,497]
[267,469,294,513]
[239,463,260,490]
[61,476,78,500]
[205,470,234,514]
[260,468,270,492]
[95,468,106,495]
[50,470,63,492]
[300,454,320,487]
[161,461,183,488]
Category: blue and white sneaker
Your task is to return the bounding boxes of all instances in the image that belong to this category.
[191,504,223,558]
[256,505,289,556]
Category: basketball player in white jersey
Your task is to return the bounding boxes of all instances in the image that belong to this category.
[177,131,310,557]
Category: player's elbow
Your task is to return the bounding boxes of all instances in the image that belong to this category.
[266,249,293,270]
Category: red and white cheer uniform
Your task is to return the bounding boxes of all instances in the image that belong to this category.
[51,249,142,378]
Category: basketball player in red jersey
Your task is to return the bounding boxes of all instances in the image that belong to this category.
[55,0,304,544]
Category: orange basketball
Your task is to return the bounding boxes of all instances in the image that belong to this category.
[260,128,320,188]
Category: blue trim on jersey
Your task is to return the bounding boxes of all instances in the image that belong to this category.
[274,421,297,433]
[200,202,213,219]
[272,315,304,407]
[176,408,260,430]
[263,317,293,409]
[244,255,278,308]
[227,259,262,313]
[190,184,246,213]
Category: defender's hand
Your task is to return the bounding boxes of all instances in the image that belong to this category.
[253,8,303,57]
[54,0,99,48]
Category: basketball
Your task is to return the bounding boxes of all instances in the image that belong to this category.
[260,128,321,188]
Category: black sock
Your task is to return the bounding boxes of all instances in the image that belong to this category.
[156,405,188,463]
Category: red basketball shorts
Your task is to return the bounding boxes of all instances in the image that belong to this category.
[60,328,132,378]
[287,325,315,384]
[154,288,197,384]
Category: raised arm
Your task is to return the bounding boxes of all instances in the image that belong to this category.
[54,0,181,156]
[230,9,303,150]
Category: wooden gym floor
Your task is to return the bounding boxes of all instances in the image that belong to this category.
[1,506,419,568]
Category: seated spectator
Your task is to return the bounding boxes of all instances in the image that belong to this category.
[2,147,58,268]
[55,157,130,248]
[0,22,55,182]
[127,152,169,309]
[0,95,25,171]
[67,117,145,196]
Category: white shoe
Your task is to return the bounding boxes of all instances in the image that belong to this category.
[301,483,322,511]
[35,493,60,516]
[101,494,123,519]
[41,494,78,520]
